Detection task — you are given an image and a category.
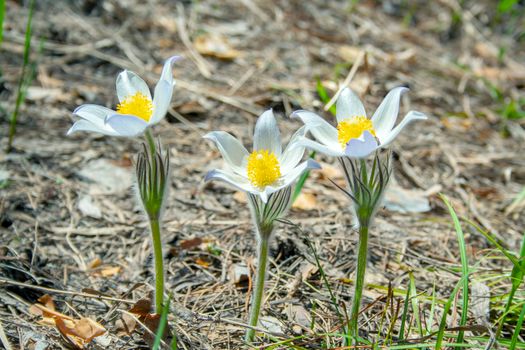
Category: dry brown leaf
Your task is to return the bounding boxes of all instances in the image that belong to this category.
[142,313,164,346]
[348,75,371,96]
[337,45,363,62]
[233,191,247,203]
[129,298,152,316]
[180,237,203,250]
[38,294,56,311]
[115,313,137,336]
[176,100,207,115]
[56,317,106,343]
[292,193,317,211]
[30,296,105,348]
[99,266,121,277]
[318,163,343,180]
[196,257,211,268]
[88,257,102,269]
[194,33,241,60]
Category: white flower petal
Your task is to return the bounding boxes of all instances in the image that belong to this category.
[67,119,118,136]
[336,88,367,122]
[73,104,115,129]
[203,131,249,175]
[253,109,282,155]
[291,110,339,149]
[281,159,321,189]
[371,87,409,140]
[379,111,427,147]
[159,55,182,86]
[205,169,254,194]
[116,70,151,102]
[294,137,344,157]
[150,80,172,124]
[150,56,181,124]
[344,130,379,158]
[279,126,307,174]
[104,114,149,137]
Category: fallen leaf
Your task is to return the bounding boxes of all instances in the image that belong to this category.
[57,317,106,343]
[29,296,106,349]
[78,159,133,195]
[259,316,284,335]
[286,304,311,328]
[115,313,137,336]
[196,257,210,268]
[318,163,343,180]
[194,33,241,60]
[88,258,102,269]
[180,237,203,250]
[78,195,102,219]
[233,191,247,203]
[129,298,152,316]
[292,193,317,210]
[99,266,121,277]
[230,263,249,285]
[384,184,431,213]
[337,45,363,62]
[176,100,207,115]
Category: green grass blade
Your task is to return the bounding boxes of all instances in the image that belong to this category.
[427,282,437,336]
[507,186,525,215]
[497,233,525,339]
[316,79,336,116]
[305,237,344,324]
[436,278,463,350]
[153,294,171,350]
[440,194,469,347]
[0,0,5,47]
[7,0,35,152]
[509,302,525,350]
[409,272,423,337]
[292,79,337,203]
[292,151,316,202]
[398,280,411,341]
[464,217,522,269]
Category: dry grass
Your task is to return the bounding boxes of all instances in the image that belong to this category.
[1,0,524,348]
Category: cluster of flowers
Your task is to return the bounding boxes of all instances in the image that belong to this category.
[68,56,427,344]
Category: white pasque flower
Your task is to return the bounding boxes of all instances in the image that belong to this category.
[292,87,427,158]
[68,56,181,137]
[204,109,320,203]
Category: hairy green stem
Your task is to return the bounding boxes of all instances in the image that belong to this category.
[144,129,157,155]
[348,224,369,342]
[245,230,271,343]
[149,217,164,313]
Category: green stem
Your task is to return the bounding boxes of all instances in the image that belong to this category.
[145,129,157,155]
[348,224,369,343]
[150,217,164,313]
[245,230,271,343]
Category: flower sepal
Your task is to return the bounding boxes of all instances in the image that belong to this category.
[136,141,170,220]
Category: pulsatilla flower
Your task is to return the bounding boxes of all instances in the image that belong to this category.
[204,109,320,203]
[292,87,427,158]
[68,56,181,137]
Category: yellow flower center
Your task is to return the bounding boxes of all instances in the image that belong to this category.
[116,92,153,122]
[246,150,281,188]
[337,116,376,148]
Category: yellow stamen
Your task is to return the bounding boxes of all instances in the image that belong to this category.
[116,92,153,122]
[337,116,376,148]
[246,150,281,188]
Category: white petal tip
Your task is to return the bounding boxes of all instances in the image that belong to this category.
[204,170,216,182]
[306,159,322,170]
[168,55,183,64]
[344,130,378,158]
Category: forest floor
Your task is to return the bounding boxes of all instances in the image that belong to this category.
[1,0,524,349]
